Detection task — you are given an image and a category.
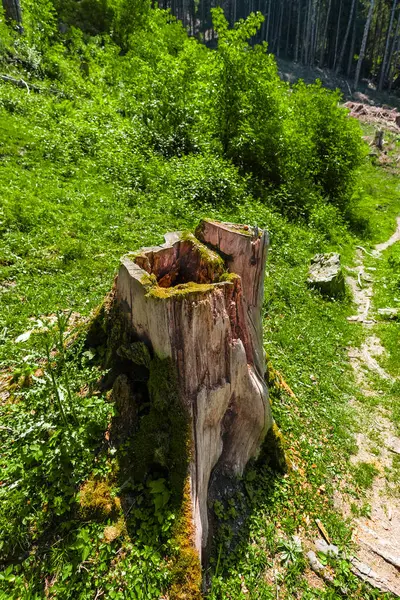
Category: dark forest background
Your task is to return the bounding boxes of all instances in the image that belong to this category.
[158,0,400,92]
[3,0,400,91]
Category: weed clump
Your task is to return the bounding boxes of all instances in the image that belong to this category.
[79,478,120,520]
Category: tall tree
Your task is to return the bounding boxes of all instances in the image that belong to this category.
[335,0,357,73]
[319,0,332,66]
[387,11,400,82]
[347,0,358,76]
[354,0,376,89]
[2,0,21,24]
[294,0,301,61]
[333,0,344,70]
[378,0,398,90]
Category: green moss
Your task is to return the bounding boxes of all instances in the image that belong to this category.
[218,271,240,283]
[147,281,216,299]
[79,478,121,521]
[229,224,253,236]
[169,478,202,600]
[125,250,148,262]
[180,230,225,270]
[260,422,288,473]
[140,272,157,287]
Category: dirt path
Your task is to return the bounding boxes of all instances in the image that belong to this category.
[344,219,400,597]
[376,217,400,253]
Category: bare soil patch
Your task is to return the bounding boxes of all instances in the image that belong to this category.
[344,219,400,596]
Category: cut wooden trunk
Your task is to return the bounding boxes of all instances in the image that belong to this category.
[116,220,273,561]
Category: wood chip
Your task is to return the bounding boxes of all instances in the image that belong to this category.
[315,519,330,544]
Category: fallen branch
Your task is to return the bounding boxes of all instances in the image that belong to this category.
[0,74,62,96]
[0,74,40,93]
[356,245,376,258]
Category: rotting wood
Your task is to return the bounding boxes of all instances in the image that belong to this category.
[115,220,275,563]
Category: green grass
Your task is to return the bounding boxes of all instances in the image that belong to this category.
[352,462,380,490]
[350,158,400,245]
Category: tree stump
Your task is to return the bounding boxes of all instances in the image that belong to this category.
[116,220,273,562]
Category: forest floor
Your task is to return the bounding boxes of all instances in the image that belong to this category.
[277,58,400,110]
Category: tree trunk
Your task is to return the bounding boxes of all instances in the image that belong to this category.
[378,0,398,90]
[371,0,384,75]
[333,0,343,70]
[347,0,358,76]
[276,0,284,56]
[304,0,312,64]
[387,13,400,90]
[2,0,21,23]
[266,0,272,42]
[310,0,319,65]
[335,0,357,73]
[115,220,274,561]
[295,0,301,61]
[285,0,292,56]
[354,0,375,89]
[319,0,332,66]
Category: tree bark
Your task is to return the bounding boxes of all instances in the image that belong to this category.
[2,0,21,23]
[310,0,318,65]
[295,0,301,61]
[387,13,400,90]
[285,0,292,56]
[115,220,274,561]
[276,0,284,56]
[335,0,357,73]
[378,0,398,90]
[347,0,358,76]
[303,0,312,63]
[354,0,375,89]
[333,0,343,70]
[319,0,332,66]
[266,0,272,42]
[386,11,400,79]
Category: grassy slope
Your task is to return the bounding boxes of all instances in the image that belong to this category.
[0,68,400,600]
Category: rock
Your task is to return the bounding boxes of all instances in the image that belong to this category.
[315,538,339,557]
[350,556,400,596]
[307,550,329,577]
[307,253,345,297]
[377,308,399,320]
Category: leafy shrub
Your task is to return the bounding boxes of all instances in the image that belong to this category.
[289,81,366,211]
[210,9,365,217]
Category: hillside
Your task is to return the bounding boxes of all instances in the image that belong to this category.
[0,2,400,599]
